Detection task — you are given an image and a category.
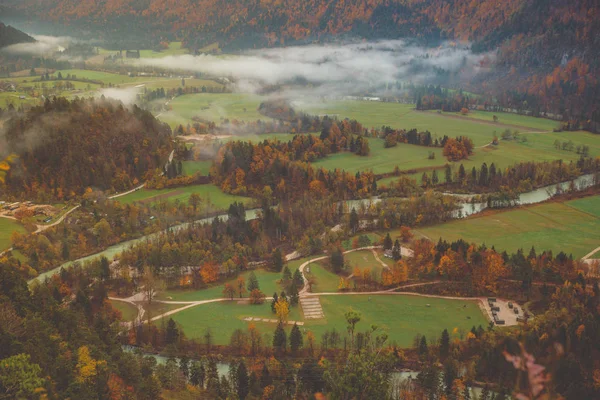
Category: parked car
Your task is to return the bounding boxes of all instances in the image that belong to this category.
[508,302,513,309]
[514,308,519,314]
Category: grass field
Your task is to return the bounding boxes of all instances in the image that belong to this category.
[160,93,267,127]
[54,69,157,86]
[116,184,251,210]
[157,269,284,302]
[417,196,600,258]
[304,263,341,292]
[181,161,212,176]
[432,110,560,132]
[110,300,138,322]
[0,217,25,251]
[170,293,488,347]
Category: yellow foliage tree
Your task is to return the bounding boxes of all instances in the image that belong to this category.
[275,298,289,323]
[76,346,105,383]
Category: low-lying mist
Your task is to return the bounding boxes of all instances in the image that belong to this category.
[137,40,493,100]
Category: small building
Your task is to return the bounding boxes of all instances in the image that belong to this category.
[383,249,393,259]
[125,50,141,59]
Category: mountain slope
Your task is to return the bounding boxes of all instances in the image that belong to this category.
[0,22,35,48]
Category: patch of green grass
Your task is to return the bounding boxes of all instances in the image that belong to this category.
[181,161,212,176]
[313,138,442,175]
[171,294,487,347]
[116,184,252,210]
[160,93,267,127]
[157,269,284,302]
[417,197,600,258]
[165,301,303,344]
[433,110,560,132]
[305,263,341,292]
[315,295,488,347]
[110,300,138,322]
[54,69,157,86]
[0,217,25,251]
[343,250,383,270]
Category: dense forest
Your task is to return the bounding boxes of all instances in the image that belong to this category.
[0,22,35,48]
[0,97,173,201]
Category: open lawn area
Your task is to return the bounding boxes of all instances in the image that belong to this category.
[160,93,268,128]
[304,263,341,293]
[416,196,600,258]
[109,300,138,322]
[164,301,304,344]
[54,69,159,86]
[0,217,25,251]
[157,269,284,302]
[299,100,555,146]
[116,184,252,210]
[432,110,560,132]
[169,294,488,347]
[343,250,387,271]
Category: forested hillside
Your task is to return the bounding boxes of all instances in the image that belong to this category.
[0,97,173,201]
[0,22,35,49]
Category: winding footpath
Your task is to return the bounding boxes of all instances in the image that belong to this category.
[118,245,525,330]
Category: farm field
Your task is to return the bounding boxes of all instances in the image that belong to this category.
[170,293,488,347]
[54,69,159,86]
[122,78,223,91]
[116,184,251,210]
[98,42,189,60]
[109,300,138,322]
[416,196,600,258]
[0,217,25,251]
[159,93,268,128]
[432,110,560,132]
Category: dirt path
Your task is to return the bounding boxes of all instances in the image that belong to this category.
[582,246,600,261]
[371,249,388,268]
[108,182,146,200]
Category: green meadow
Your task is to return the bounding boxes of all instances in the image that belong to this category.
[169,293,487,347]
[417,196,600,258]
[116,184,252,210]
[0,217,25,251]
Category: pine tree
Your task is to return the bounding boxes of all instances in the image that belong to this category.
[349,208,359,233]
[271,292,278,313]
[290,323,303,353]
[165,318,179,345]
[440,329,450,359]
[260,363,272,388]
[445,165,452,183]
[392,239,402,261]
[179,355,189,380]
[273,322,287,352]
[331,249,345,273]
[419,335,428,355]
[383,233,393,250]
[282,266,292,282]
[272,248,284,272]
[432,169,439,185]
[289,282,299,306]
[247,271,260,292]
[190,361,202,386]
[236,360,249,400]
[293,269,303,288]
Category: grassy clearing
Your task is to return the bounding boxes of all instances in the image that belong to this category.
[417,196,600,258]
[0,217,25,251]
[110,301,138,322]
[433,110,560,132]
[160,93,267,127]
[343,250,384,270]
[54,69,156,86]
[171,294,487,347]
[304,263,341,292]
[166,301,304,344]
[122,78,223,91]
[181,161,212,176]
[157,269,284,302]
[116,184,251,209]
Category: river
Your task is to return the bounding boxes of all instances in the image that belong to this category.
[30,208,260,284]
[31,174,597,284]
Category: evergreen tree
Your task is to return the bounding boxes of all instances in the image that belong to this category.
[293,269,304,288]
[271,248,284,272]
[190,361,202,386]
[289,282,299,306]
[273,322,287,352]
[440,329,450,359]
[349,208,359,233]
[419,335,428,355]
[331,249,345,273]
[445,165,452,183]
[179,355,189,380]
[247,271,260,292]
[392,239,402,261]
[259,363,272,388]
[432,169,439,185]
[271,292,278,313]
[282,266,292,282]
[235,360,249,400]
[290,323,303,353]
[165,318,179,345]
[383,233,393,250]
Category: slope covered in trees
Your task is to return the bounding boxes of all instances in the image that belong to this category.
[0,97,173,201]
[0,22,35,49]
